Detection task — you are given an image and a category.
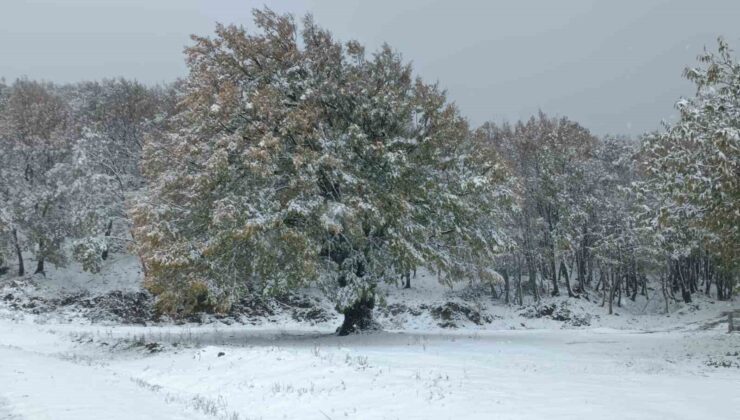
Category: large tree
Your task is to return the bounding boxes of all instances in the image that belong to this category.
[132,9,507,333]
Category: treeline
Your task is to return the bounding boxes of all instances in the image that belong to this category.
[0,78,176,276]
[477,115,736,314]
[0,9,737,332]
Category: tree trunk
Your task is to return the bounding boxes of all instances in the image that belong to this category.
[630,277,638,301]
[34,240,45,276]
[578,226,588,290]
[35,257,45,276]
[680,284,691,303]
[559,260,574,297]
[677,264,691,303]
[726,274,734,300]
[549,249,559,296]
[704,258,712,296]
[527,255,539,302]
[101,219,113,261]
[600,269,607,307]
[12,228,24,277]
[337,293,376,336]
[503,268,510,304]
[587,256,593,286]
[490,283,499,299]
[517,262,524,306]
[661,273,669,313]
[608,270,617,315]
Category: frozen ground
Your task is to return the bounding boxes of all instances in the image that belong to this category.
[1,314,738,420]
[0,255,739,419]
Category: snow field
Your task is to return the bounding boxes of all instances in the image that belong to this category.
[1,309,738,420]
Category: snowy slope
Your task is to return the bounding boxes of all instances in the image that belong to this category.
[3,257,736,333]
[1,255,738,419]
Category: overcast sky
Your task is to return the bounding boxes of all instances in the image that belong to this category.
[2,0,739,135]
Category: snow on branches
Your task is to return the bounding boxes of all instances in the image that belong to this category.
[131,9,510,327]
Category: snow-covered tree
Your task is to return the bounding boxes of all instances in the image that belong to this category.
[132,9,508,333]
[0,79,72,274]
[69,78,175,191]
[477,114,598,299]
[640,39,739,299]
[587,138,649,312]
[67,79,177,262]
[476,116,664,309]
[0,206,10,274]
[0,80,118,275]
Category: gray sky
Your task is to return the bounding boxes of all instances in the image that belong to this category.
[2,0,739,135]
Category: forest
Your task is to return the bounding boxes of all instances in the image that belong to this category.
[2,10,737,333]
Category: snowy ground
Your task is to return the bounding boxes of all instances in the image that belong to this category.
[1,255,739,419]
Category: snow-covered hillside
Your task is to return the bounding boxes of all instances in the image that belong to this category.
[1,307,738,420]
[1,255,738,420]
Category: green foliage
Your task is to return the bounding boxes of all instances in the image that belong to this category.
[132,8,509,317]
[641,38,740,271]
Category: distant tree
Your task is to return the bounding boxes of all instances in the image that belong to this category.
[477,114,598,299]
[0,79,72,274]
[69,78,175,190]
[0,80,118,275]
[0,80,7,274]
[68,79,177,262]
[0,207,10,274]
[587,138,647,312]
[640,39,740,299]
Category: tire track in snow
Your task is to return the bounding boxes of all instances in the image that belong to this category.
[0,346,209,420]
[0,396,23,420]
